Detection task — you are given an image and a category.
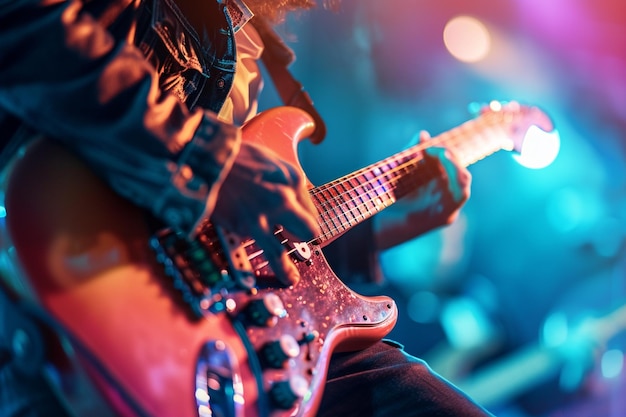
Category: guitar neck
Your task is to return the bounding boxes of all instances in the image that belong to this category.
[310,110,516,245]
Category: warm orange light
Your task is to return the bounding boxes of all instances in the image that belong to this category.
[443,16,491,63]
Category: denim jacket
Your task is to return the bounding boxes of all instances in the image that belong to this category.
[0,0,241,233]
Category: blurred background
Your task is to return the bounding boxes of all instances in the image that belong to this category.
[261,0,626,416]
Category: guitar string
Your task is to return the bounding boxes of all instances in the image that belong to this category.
[307,118,510,241]
[310,111,508,201]
[259,114,509,248]
[242,122,508,271]
[237,112,515,268]
[241,149,433,268]
[310,151,428,233]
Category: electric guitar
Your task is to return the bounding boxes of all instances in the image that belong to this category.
[0,102,553,417]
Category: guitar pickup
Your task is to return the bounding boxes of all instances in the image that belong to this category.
[151,226,234,318]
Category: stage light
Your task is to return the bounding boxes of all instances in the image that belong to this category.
[542,311,568,347]
[441,297,495,350]
[601,349,624,379]
[443,16,491,63]
[513,125,561,169]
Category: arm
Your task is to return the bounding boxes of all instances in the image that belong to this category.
[0,0,226,232]
[0,0,318,283]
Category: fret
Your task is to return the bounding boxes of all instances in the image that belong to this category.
[319,184,349,234]
[381,152,419,202]
[450,122,477,164]
[479,129,504,162]
[377,159,393,182]
[348,176,376,217]
[392,156,424,200]
[354,171,380,213]
[334,179,362,225]
[435,116,506,167]
[362,169,388,211]
[324,180,352,228]
[203,102,548,286]
[320,184,345,234]
[471,121,496,154]
[311,189,336,238]
[308,103,541,245]
[384,162,401,204]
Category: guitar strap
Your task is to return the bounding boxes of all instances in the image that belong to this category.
[252,16,327,144]
[0,112,24,170]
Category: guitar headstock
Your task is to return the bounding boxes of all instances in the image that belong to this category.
[479,101,559,169]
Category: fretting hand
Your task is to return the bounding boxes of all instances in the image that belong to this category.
[374,131,471,250]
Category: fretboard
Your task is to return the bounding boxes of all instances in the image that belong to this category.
[310,109,518,245]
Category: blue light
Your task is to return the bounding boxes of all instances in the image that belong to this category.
[407,291,441,324]
[0,206,5,218]
[513,125,561,169]
[591,218,624,258]
[601,349,624,379]
[545,186,605,235]
[541,311,568,347]
[440,297,495,350]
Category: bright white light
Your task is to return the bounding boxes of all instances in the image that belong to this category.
[489,101,502,112]
[443,16,491,63]
[513,125,561,169]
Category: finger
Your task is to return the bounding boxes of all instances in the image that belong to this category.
[440,148,472,198]
[425,147,470,203]
[405,130,431,149]
[295,185,320,233]
[251,222,300,286]
[277,250,300,286]
[272,205,320,243]
[275,185,320,239]
[277,164,319,221]
[285,162,314,204]
[418,130,431,142]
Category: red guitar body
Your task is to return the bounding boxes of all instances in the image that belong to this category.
[0,107,397,417]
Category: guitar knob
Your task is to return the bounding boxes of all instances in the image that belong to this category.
[246,293,286,327]
[261,335,300,369]
[269,375,309,410]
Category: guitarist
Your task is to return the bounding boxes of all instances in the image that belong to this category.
[0,0,491,416]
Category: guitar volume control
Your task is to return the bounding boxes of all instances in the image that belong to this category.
[245,293,287,327]
[260,335,300,369]
[269,375,309,410]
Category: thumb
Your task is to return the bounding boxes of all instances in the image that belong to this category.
[405,130,432,149]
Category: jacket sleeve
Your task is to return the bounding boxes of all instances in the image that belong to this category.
[0,0,240,234]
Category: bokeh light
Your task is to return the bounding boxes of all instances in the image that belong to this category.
[513,125,561,169]
[443,16,492,63]
[601,349,624,379]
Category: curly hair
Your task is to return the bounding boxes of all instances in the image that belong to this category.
[246,0,339,24]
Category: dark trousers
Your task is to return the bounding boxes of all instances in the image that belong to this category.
[319,340,494,417]
[0,340,493,417]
